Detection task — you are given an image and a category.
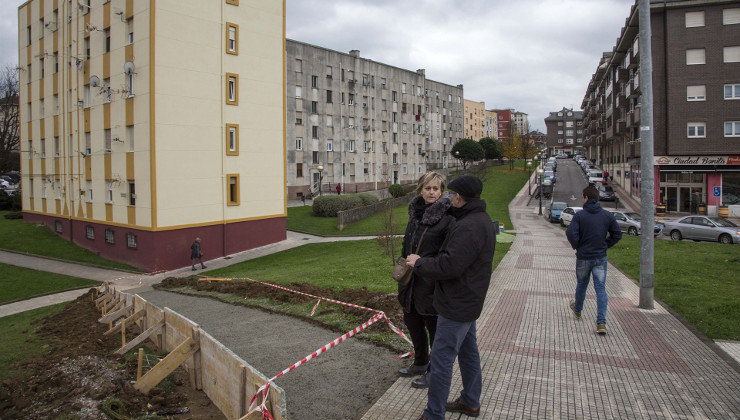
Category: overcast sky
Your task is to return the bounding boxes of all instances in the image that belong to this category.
[2,0,634,131]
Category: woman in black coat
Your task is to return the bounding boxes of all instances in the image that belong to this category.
[398,171,455,388]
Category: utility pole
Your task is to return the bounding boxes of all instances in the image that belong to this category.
[638,0,655,310]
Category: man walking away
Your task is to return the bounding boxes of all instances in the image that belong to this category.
[405,175,495,420]
[565,185,622,335]
[190,238,206,271]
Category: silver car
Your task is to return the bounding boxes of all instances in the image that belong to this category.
[611,211,663,236]
[662,216,740,244]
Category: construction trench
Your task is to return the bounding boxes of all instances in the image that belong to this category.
[0,278,408,419]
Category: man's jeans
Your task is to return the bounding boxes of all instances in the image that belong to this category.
[423,315,482,420]
[573,256,608,324]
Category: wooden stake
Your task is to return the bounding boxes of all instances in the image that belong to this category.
[134,337,199,394]
[121,318,126,347]
[109,319,112,330]
[137,348,144,381]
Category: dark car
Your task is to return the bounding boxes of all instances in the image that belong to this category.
[598,185,615,201]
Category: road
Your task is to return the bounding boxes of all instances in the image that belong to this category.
[550,158,588,208]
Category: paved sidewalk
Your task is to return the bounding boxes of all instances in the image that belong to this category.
[363,183,740,419]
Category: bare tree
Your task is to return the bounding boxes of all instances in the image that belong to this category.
[376,172,401,265]
[0,65,20,172]
[516,122,538,163]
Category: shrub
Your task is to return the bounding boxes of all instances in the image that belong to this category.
[0,190,21,211]
[389,184,404,198]
[312,194,364,217]
[4,211,22,219]
[358,193,379,206]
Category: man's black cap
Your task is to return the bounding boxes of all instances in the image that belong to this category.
[447,175,483,199]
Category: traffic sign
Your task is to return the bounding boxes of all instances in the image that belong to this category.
[713,186,721,197]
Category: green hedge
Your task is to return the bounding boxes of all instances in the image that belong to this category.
[389,184,404,198]
[313,194,364,217]
[357,193,379,206]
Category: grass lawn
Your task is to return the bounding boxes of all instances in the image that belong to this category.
[478,162,531,230]
[0,262,100,304]
[0,304,65,380]
[0,211,139,271]
[608,236,740,341]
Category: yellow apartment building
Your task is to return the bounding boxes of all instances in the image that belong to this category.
[18,0,286,271]
[463,99,485,140]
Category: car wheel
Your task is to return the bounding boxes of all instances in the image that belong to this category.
[628,227,638,236]
[670,230,682,241]
[719,234,733,245]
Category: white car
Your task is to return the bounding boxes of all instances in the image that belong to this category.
[560,207,583,227]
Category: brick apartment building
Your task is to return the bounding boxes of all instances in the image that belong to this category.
[581,0,740,216]
[490,109,512,141]
[544,107,584,156]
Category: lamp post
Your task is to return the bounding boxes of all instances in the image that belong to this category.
[527,161,533,196]
[454,150,460,172]
[537,168,544,215]
[317,165,324,196]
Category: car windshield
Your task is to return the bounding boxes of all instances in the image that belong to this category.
[625,212,641,221]
[600,186,613,192]
[545,171,554,176]
[708,217,737,227]
[551,203,567,210]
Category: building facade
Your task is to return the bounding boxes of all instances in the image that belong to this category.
[18,0,286,270]
[490,109,512,141]
[285,40,464,199]
[581,0,740,216]
[484,109,498,139]
[463,99,485,140]
[544,107,584,156]
[512,111,529,136]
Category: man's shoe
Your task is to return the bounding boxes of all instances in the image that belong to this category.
[597,323,607,335]
[191,267,196,271]
[201,265,207,269]
[411,371,429,389]
[417,416,429,420]
[569,300,581,319]
[399,363,428,377]
[445,398,480,417]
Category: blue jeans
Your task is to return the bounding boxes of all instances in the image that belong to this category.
[573,256,608,324]
[423,315,482,420]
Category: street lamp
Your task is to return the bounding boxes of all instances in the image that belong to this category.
[527,161,533,196]
[537,168,544,215]
[317,165,324,196]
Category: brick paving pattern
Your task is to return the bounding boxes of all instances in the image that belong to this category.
[363,184,740,419]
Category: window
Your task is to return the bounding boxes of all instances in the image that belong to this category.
[106,182,113,203]
[685,11,705,27]
[41,139,46,158]
[295,58,302,72]
[687,85,706,101]
[724,46,740,63]
[226,23,238,54]
[312,151,319,164]
[85,133,91,154]
[311,75,318,88]
[311,101,318,114]
[558,139,563,143]
[295,137,303,150]
[128,181,135,205]
[55,221,62,233]
[312,126,318,138]
[39,58,44,78]
[687,122,706,138]
[87,180,93,202]
[349,140,355,152]
[296,163,303,177]
[296,111,303,125]
[566,130,574,136]
[226,0,238,5]
[724,8,740,25]
[363,141,368,152]
[86,226,94,240]
[227,174,240,206]
[566,121,573,127]
[326,140,333,151]
[104,29,110,53]
[348,94,354,105]
[126,18,134,44]
[105,129,112,153]
[54,137,59,157]
[326,65,332,78]
[558,130,563,135]
[105,229,115,244]
[725,84,740,99]
[326,90,332,103]
[53,52,59,73]
[103,78,111,102]
[725,121,740,137]
[392,91,397,102]
[226,73,238,104]
[226,123,239,155]
[127,71,134,96]
[686,49,706,65]
[403,165,408,174]
[27,25,31,45]
[127,126,134,151]
[127,233,137,249]
[392,153,398,164]
[401,83,406,93]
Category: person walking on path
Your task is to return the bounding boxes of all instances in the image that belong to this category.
[190,238,206,271]
[336,183,341,195]
[398,172,455,389]
[565,185,622,335]
[406,175,495,420]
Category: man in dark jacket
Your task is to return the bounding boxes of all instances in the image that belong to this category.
[190,238,206,271]
[406,175,495,420]
[566,186,622,335]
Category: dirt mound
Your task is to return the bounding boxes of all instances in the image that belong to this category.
[0,290,223,419]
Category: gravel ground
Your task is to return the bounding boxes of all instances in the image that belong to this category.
[138,289,407,419]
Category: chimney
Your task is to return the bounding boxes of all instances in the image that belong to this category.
[349,50,360,58]
[416,69,425,77]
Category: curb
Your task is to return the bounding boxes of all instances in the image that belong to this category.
[0,284,99,307]
[0,247,142,274]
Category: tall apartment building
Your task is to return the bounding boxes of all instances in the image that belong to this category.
[285,40,464,199]
[18,0,286,270]
[463,99,485,140]
[484,109,498,139]
[490,109,512,141]
[581,0,739,215]
[544,107,584,156]
[512,111,529,135]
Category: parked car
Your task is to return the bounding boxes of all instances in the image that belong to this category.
[560,206,583,227]
[662,216,739,244]
[598,185,616,201]
[588,174,605,185]
[547,201,568,223]
[611,211,663,236]
[543,170,556,183]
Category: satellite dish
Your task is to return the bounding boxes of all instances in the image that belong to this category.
[89,75,100,87]
[123,61,135,75]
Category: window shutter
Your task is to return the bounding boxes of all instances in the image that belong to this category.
[723,8,740,25]
[686,85,706,100]
[685,11,705,27]
[686,49,706,65]
[723,46,740,63]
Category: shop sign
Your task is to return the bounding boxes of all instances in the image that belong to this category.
[654,156,740,165]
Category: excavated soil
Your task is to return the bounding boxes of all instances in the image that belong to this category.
[0,290,224,419]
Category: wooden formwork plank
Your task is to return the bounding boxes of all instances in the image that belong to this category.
[95,292,112,305]
[103,298,122,314]
[115,320,164,355]
[98,304,132,324]
[134,337,200,394]
[97,295,113,310]
[104,308,145,336]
